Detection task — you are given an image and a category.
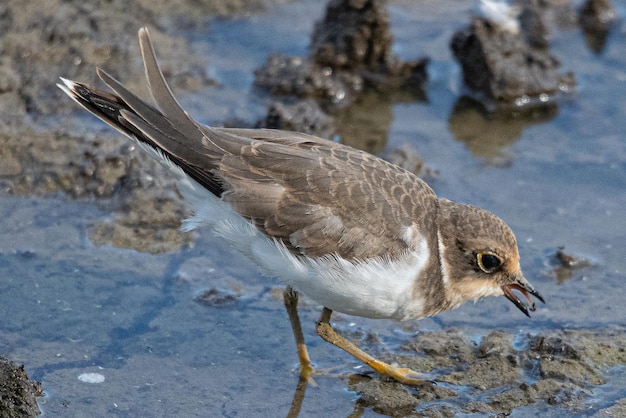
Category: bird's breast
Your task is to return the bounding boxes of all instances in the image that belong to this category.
[280,238,434,321]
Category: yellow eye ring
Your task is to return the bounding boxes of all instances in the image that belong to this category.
[477,252,502,273]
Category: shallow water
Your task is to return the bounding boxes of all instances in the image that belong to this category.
[1,0,625,416]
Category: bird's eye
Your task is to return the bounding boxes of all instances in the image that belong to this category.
[477,252,501,273]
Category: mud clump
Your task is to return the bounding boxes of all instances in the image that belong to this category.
[258,99,335,139]
[527,330,626,385]
[254,53,362,104]
[310,0,395,72]
[254,0,428,136]
[309,0,427,87]
[554,247,591,269]
[548,246,592,283]
[193,288,239,308]
[348,328,626,416]
[451,16,575,108]
[0,357,43,418]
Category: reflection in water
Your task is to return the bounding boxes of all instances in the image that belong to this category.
[548,247,591,284]
[286,376,308,418]
[581,24,613,54]
[579,0,617,54]
[333,90,394,154]
[448,96,558,165]
[333,88,427,155]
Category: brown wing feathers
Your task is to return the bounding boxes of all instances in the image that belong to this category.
[61,27,439,261]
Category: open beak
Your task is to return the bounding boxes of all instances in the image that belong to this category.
[501,277,545,317]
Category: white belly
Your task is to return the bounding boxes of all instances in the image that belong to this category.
[145,149,428,321]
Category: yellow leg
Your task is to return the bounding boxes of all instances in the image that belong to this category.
[316,307,428,386]
[283,286,314,381]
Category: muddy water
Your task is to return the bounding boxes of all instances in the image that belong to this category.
[0,0,625,416]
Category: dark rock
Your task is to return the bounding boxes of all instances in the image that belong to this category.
[254,53,361,106]
[193,287,239,307]
[310,0,394,73]
[254,0,427,109]
[310,0,427,89]
[0,357,43,417]
[451,17,575,107]
[258,99,335,138]
[554,247,590,269]
[548,246,591,283]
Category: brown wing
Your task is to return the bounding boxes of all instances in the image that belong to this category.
[60,27,438,261]
[207,132,438,259]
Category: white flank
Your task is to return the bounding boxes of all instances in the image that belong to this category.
[136,144,429,320]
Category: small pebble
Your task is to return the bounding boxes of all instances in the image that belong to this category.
[78,372,105,384]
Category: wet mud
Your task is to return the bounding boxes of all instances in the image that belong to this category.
[285,325,626,416]
[0,0,624,416]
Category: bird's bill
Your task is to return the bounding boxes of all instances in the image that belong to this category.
[501,278,545,317]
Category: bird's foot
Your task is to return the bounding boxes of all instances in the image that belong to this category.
[380,364,434,387]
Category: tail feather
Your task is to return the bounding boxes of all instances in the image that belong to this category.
[138,28,196,133]
[57,77,149,141]
[95,68,206,168]
[57,29,226,197]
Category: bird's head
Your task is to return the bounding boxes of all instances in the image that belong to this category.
[436,199,544,316]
